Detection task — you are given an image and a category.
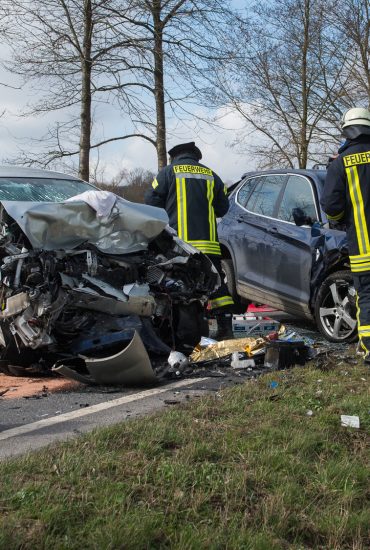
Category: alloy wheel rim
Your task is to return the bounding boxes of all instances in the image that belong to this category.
[319,281,357,340]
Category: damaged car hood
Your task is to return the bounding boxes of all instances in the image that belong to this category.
[2,197,168,254]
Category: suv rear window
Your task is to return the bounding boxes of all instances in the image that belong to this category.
[278,175,318,222]
[246,175,286,217]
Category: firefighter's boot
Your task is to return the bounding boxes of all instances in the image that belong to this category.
[216,313,233,340]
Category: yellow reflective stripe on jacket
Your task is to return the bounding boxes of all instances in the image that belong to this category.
[350,253,370,263]
[188,240,221,255]
[346,166,370,255]
[326,211,344,221]
[349,253,370,272]
[152,178,159,189]
[209,295,235,309]
[207,178,215,242]
[176,177,188,241]
[351,263,370,272]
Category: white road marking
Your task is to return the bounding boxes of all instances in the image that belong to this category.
[0,378,208,441]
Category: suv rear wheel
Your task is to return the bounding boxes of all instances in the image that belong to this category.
[314,270,357,343]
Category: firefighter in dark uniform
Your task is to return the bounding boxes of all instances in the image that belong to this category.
[321,107,370,362]
[145,141,234,338]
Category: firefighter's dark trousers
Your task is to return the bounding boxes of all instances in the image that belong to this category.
[207,255,234,311]
[353,273,370,357]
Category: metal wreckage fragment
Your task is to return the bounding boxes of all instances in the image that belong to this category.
[0,196,219,384]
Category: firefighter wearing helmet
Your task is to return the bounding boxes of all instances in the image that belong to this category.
[321,107,370,362]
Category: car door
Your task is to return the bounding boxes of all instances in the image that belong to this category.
[263,174,320,314]
[231,174,287,292]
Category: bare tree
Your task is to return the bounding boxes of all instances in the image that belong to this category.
[331,0,370,109]
[209,0,349,169]
[107,0,241,169]
[0,0,155,180]
[1,0,241,177]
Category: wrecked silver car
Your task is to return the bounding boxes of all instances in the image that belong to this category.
[0,167,219,383]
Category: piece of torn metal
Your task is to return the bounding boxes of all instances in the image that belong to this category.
[54,331,157,386]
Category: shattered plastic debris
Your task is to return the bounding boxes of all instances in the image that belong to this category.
[231,353,255,370]
[340,415,360,428]
[167,351,189,369]
[279,331,315,347]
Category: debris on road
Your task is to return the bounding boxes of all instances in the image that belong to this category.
[232,313,280,338]
[264,340,309,370]
[190,337,262,362]
[230,353,255,370]
[53,331,158,386]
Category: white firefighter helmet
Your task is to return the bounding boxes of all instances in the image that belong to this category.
[340,107,370,129]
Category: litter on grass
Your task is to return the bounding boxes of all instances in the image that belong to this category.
[340,415,360,428]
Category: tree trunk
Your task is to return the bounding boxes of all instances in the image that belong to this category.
[152,1,167,170]
[299,0,310,169]
[79,0,93,181]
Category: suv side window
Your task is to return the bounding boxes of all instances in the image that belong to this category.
[278,175,318,222]
[236,177,259,207]
[247,175,286,217]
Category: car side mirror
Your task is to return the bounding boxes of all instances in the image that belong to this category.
[292,207,313,226]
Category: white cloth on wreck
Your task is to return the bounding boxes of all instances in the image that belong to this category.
[66,190,117,217]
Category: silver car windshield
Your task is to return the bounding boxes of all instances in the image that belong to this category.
[0,177,95,202]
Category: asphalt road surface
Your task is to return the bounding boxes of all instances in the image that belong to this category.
[0,375,247,460]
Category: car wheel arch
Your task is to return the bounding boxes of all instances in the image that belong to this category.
[309,261,351,310]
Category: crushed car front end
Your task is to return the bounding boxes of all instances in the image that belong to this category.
[0,168,219,381]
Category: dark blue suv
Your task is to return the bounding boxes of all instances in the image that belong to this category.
[218,169,357,343]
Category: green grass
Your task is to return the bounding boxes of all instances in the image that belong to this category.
[0,360,369,550]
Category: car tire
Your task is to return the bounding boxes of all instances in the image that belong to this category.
[221,258,248,313]
[314,270,357,343]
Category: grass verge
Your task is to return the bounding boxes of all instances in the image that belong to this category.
[0,361,369,550]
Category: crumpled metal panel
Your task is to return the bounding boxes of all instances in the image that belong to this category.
[310,223,349,308]
[53,331,157,385]
[82,331,157,385]
[2,197,168,254]
[71,287,156,317]
[0,292,30,318]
